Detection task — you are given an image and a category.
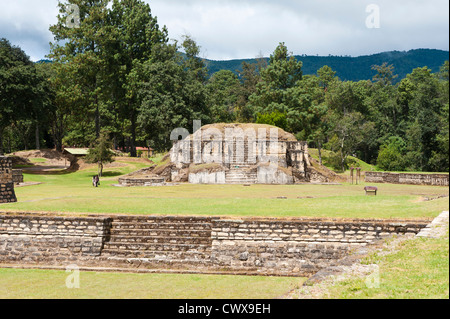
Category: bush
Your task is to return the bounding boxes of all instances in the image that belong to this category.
[255,111,288,131]
[323,151,347,172]
[377,136,407,171]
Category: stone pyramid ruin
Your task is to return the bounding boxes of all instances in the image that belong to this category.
[120,123,342,186]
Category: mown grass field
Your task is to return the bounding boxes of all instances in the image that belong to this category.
[0,268,303,299]
[1,158,448,219]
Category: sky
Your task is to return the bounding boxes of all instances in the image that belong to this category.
[0,0,448,62]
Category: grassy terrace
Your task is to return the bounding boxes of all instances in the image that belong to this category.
[0,269,303,299]
[2,158,448,219]
[325,234,449,299]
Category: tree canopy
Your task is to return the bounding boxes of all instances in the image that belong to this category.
[1,1,448,173]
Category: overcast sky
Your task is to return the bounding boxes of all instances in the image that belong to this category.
[0,0,448,61]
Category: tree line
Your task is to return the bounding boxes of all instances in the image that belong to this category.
[0,0,448,173]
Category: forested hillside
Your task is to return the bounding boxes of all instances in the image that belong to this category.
[206,49,449,82]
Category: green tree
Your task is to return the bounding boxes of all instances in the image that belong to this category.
[369,64,402,137]
[255,110,288,131]
[0,38,47,154]
[249,43,329,143]
[106,0,170,156]
[429,61,449,172]
[49,0,111,142]
[132,38,210,151]
[249,42,303,118]
[85,132,114,176]
[326,112,372,172]
[235,60,264,122]
[206,70,240,123]
[317,65,337,89]
[377,136,407,171]
[398,67,443,171]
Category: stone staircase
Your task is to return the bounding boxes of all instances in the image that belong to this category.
[225,142,257,184]
[225,164,257,184]
[99,216,213,270]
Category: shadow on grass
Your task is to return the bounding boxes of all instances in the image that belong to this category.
[23,168,73,175]
[99,171,124,177]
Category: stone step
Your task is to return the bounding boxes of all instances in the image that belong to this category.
[225,171,257,183]
[226,181,257,185]
[110,222,212,231]
[226,170,256,175]
[103,242,212,253]
[99,250,211,262]
[225,178,257,182]
[227,165,255,169]
[109,229,211,238]
[108,235,212,245]
[226,172,257,177]
[111,216,212,224]
[98,256,212,269]
[226,176,256,180]
[225,179,257,183]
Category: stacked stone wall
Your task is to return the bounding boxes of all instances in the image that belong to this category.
[12,169,23,184]
[0,157,17,203]
[365,172,449,186]
[209,217,427,276]
[0,213,430,277]
[0,214,111,265]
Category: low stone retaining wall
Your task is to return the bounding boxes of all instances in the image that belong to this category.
[210,217,428,276]
[118,177,165,187]
[0,212,431,277]
[0,213,111,265]
[365,172,449,186]
[12,169,23,184]
[0,183,16,204]
[0,157,17,203]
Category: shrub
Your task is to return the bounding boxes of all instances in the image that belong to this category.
[377,136,407,171]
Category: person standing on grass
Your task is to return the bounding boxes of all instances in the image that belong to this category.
[92,175,100,187]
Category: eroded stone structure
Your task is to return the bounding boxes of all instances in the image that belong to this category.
[168,124,327,185]
[0,157,17,203]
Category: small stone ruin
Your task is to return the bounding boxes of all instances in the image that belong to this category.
[0,156,17,203]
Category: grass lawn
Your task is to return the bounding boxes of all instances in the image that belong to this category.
[28,158,48,163]
[1,158,448,219]
[308,148,378,174]
[324,234,449,299]
[0,268,303,299]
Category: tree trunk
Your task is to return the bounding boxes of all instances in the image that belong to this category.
[51,113,64,152]
[95,103,100,139]
[317,140,323,166]
[35,121,40,150]
[98,161,103,177]
[0,127,4,155]
[340,138,346,172]
[129,108,137,157]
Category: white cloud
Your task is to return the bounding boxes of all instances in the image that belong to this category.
[0,0,59,60]
[149,0,449,59]
[0,0,448,61]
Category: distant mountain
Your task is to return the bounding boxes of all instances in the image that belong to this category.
[36,49,449,82]
[36,59,52,64]
[204,49,449,82]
